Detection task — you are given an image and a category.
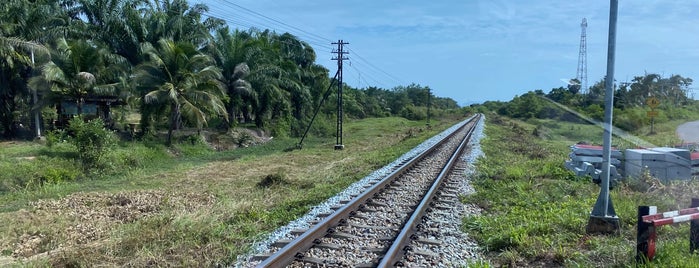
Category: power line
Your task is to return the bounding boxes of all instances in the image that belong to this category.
[210,0,333,46]
[347,62,387,88]
[347,47,404,86]
[199,1,406,89]
[202,11,333,53]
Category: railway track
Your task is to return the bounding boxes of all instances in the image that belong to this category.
[249,114,483,267]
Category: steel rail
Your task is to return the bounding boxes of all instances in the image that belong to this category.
[255,114,480,268]
[377,114,480,267]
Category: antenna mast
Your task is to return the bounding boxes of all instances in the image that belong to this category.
[577,18,588,93]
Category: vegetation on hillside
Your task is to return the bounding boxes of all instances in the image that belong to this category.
[464,73,699,133]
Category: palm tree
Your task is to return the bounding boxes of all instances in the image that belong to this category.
[211,28,257,127]
[29,38,127,117]
[144,0,223,46]
[0,36,48,138]
[135,38,227,145]
[0,0,61,138]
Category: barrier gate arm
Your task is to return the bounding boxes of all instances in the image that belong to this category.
[637,198,699,263]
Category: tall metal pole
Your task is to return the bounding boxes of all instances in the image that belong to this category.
[31,50,41,138]
[427,87,431,126]
[332,40,348,150]
[587,0,620,234]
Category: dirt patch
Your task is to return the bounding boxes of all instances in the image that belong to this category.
[207,128,272,151]
[7,190,216,261]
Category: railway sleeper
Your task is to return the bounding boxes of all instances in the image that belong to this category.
[299,256,340,266]
[329,231,358,240]
[313,242,342,250]
[271,239,293,248]
[349,224,393,230]
[367,200,389,207]
[439,193,458,199]
[416,237,443,246]
[353,260,381,268]
[433,204,454,210]
[250,252,272,261]
[412,249,441,258]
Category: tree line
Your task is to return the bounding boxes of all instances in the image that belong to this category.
[465,73,698,131]
[0,0,459,143]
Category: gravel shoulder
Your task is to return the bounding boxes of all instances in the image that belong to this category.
[677,120,699,143]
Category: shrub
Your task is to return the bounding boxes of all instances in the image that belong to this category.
[399,105,427,120]
[67,117,117,170]
[45,129,69,148]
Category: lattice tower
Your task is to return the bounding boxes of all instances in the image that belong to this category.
[577,18,588,93]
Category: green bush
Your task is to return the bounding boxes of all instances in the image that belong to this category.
[45,129,69,148]
[399,105,427,120]
[67,117,117,170]
[40,165,81,184]
[0,156,80,193]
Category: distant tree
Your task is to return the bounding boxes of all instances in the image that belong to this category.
[567,78,581,94]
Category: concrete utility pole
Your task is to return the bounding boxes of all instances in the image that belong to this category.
[587,0,620,235]
[332,40,349,150]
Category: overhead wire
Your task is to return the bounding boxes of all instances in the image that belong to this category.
[203,9,332,51]
[198,0,406,89]
[210,0,333,47]
[348,61,387,88]
[347,47,405,86]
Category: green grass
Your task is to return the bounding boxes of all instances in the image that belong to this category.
[465,113,699,267]
[0,115,463,266]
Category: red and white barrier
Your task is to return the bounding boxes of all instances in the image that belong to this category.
[637,199,699,263]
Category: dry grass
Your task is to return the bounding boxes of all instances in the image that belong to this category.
[0,116,461,266]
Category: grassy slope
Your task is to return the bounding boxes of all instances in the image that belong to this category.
[465,113,699,267]
[0,116,461,266]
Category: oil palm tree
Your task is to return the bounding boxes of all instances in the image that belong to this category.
[211,28,257,127]
[0,0,60,137]
[135,38,227,145]
[29,38,127,116]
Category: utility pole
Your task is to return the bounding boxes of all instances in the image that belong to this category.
[587,0,620,235]
[427,87,431,126]
[332,40,348,150]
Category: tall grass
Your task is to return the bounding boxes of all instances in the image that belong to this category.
[465,113,699,267]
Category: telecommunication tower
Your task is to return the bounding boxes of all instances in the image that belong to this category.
[577,18,588,93]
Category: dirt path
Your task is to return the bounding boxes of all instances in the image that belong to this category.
[677,120,699,143]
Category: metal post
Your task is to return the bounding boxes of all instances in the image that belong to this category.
[31,50,41,138]
[691,198,699,254]
[637,205,657,263]
[427,87,431,126]
[587,0,620,234]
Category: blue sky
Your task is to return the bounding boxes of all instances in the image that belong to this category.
[196,0,699,106]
